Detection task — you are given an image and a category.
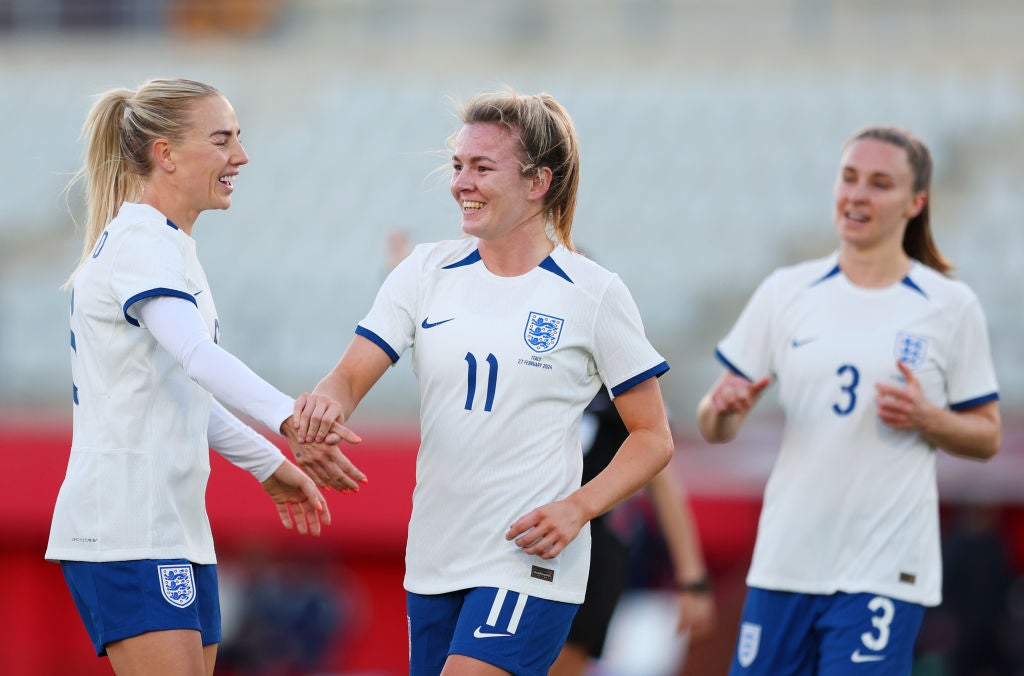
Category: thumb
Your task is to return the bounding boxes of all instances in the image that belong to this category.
[750,376,772,395]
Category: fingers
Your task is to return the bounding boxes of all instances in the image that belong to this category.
[291,393,346,443]
[324,421,363,447]
[711,375,769,415]
[505,509,570,559]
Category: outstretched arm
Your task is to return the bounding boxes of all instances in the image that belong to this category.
[696,371,771,443]
[292,335,394,443]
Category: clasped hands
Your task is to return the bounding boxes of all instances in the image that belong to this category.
[282,392,366,492]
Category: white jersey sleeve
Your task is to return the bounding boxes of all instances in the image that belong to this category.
[354,243,424,363]
[593,275,669,395]
[947,294,1000,409]
[716,271,780,381]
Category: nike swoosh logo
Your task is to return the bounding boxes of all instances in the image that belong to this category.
[473,626,512,639]
[421,317,454,329]
[850,650,885,663]
[791,337,816,348]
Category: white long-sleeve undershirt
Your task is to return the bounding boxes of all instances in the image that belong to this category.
[137,295,291,481]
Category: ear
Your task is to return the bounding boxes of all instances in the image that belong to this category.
[906,190,927,219]
[152,138,175,173]
[528,166,553,201]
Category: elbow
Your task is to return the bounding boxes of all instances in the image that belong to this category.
[654,430,675,471]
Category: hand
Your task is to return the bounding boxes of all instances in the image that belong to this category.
[261,460,332,536]
[708,373,771,416]
[282,420,367,491]
[506,499,586,560]
[676,589,716,639]
[293,393,359,444]
[875,361,936,431]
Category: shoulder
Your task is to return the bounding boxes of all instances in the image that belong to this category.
[771,253,839,288]
[109,203,185,249]
[547,247,621,297]
[905,263,982,311]
[749,252,838,304]
[408,237,480,271]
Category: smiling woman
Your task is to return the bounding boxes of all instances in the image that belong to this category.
[290,87,675,676]
[47,77,365,676]
[697,126,1001,675]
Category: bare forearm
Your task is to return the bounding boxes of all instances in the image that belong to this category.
[921,402,1000,460]
[569,426,673,522]
[647,467,707,583]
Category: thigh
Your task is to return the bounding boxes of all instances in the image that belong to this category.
[449,587,579,676]
[816,593,924,675]
[61,559,221,657]
[729,587,818,676]
[408,589,467,676]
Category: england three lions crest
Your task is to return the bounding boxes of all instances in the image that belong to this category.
[894,331,929,371]
[158,563,196,608]
[524,311,564,353]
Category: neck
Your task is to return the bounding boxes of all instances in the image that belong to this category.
[478,231,555,277]
[141,183,197,236]
[837,244,911,288]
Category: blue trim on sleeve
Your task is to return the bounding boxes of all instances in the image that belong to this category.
[122,288,197,327]
[442,249,482,269]
[73,383,79,405]
[950,392,999,411]
[714,348,754,382]
[539,256,573,283]
[355,325,400,363]
[610,361,670,397]
[901,276,928,299]
[70,330,76,352]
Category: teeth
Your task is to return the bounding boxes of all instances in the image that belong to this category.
[846,211,868,223]
[462,201,483,210]
[219,176,235,187]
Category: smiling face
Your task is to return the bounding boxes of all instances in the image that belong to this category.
[450,122,546,244]
[170,94,248,217]
[833,137,926,254]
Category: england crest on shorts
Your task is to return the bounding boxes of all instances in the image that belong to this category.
[894,331,929,371]
[737,621,761,667]
[524,311,564,353]
[158,563,196,608]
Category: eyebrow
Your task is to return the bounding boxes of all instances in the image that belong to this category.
[210,129,239,140]
[452,153,495,164]
[843,165,895,180]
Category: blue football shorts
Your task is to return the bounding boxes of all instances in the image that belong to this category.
[407,586,579,676]
[730,587,925,675]
[61,559,221,656]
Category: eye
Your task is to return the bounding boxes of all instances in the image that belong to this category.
[452,162,463,172]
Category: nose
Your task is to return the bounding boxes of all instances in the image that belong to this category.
[234,141,249,167]
[451,169,472,192]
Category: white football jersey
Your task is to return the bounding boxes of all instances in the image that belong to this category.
[358,239,668,603]
[47,202,222,564]
[718,253,999,606]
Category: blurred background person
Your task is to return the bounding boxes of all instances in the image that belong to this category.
[550,387,716,676]
[698,126,1001,675]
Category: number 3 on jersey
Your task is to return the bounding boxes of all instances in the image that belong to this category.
[832,363,859,416]
[465,352,498,412]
